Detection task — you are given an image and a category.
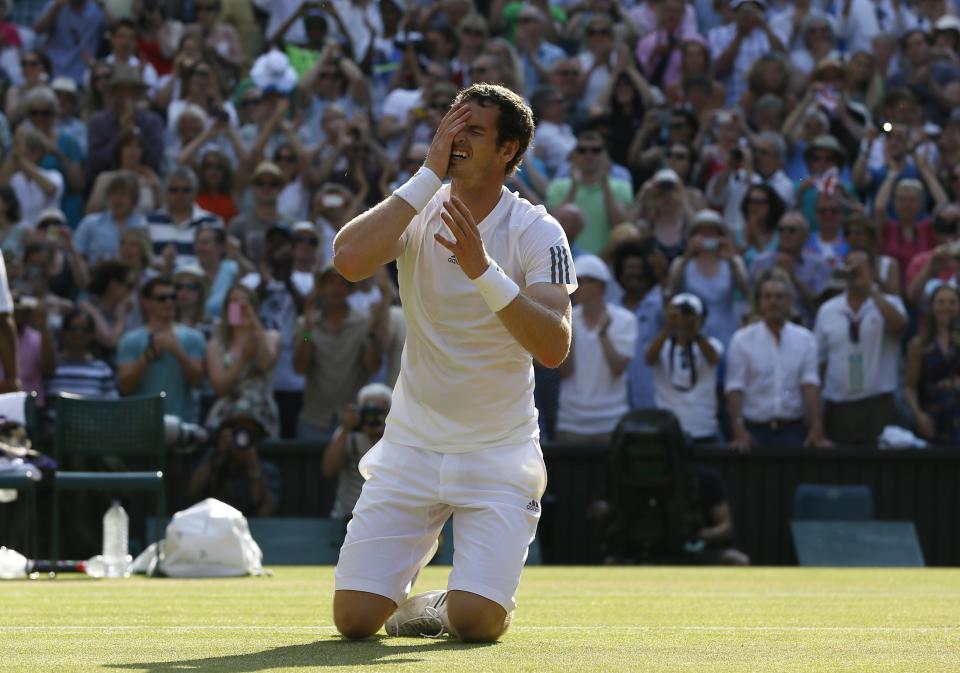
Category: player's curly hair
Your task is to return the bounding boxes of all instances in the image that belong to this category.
[453,83,534,176]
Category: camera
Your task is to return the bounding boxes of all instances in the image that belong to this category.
[359,405,386,427]
[728,147,744,163]
[232,428,253,449]
[700,238,719,252]
[677,302,697,316]
[163,414,209,454]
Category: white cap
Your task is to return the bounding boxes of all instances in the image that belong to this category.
[292,220,317,234]
[50,76,78,95]
[670,292,704,316]
[37,207,67,225]
[652,168,681,186]
[574,254,612,284]
[689,209,727,234]
[935,15,960,33]
[250,49,298,95]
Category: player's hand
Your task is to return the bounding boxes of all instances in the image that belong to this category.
[436,194,490,280]
[423,103,471,180]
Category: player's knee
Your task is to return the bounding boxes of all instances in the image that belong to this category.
[447,594,508,643]
[334,608,382,640]
[333,591,393,640]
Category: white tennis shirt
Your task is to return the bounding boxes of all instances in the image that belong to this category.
[385,184,577,452]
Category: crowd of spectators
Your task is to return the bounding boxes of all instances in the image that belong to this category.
[1,0,959,512]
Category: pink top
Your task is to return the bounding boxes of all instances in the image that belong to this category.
[635,28,704,89]
[881,219,934,285]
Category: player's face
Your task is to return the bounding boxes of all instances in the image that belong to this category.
[447,100,517,183]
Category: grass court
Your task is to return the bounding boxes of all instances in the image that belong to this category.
[2,566,958,672]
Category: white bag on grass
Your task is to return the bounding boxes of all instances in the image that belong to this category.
[133,498,264,577]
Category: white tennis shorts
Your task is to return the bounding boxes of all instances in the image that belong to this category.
[334,437,547,612]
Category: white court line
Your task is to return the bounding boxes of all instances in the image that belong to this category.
[0,625,956,633]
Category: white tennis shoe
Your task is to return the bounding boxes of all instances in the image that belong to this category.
[384,590,450,638]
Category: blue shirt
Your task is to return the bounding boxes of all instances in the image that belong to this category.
[206,259,239,319]
[117,325,207,422]
[625,286,664,409]
[38,0,105,84]
[74,211,147,263]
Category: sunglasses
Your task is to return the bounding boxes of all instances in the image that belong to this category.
[151,293,177,302]
[295,236,319,246]
[239,97,260,108]
[778,226,803,234]
[21,59,41,68]
[275,154,296,163]
[167,185,193,193]
[809,153,834,162]
[253,181,283,189]
[587,28,612,36]
[28,108,54,117]
[667,151,690,160]
[576,146,604,154]
[175,282,201,291]
[461,27,485,36]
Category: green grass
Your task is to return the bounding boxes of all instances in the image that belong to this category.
[1,566,959,672]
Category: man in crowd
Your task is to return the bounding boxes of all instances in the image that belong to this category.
[556,254,637,444]
[814,248,908,445]
[726,270,830,451]
[749,211,832,326]
[117,277,206,422]
[147,168,222,272]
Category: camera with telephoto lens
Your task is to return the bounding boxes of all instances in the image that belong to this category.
[163,415,209,454]
[232,428,253,449]
[359,406,386,428]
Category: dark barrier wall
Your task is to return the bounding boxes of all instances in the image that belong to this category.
[9,441,955,564]
[538,443,960,566]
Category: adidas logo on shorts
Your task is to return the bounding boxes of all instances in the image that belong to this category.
[526,500,540,513]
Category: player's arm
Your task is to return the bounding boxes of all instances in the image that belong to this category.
[437,196,572,368]
[496,283,572,369]
[333,104,472,282]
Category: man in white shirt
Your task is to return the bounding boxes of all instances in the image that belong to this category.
[331,84,576,642]
[814,248,907,445]
[646,293,723,442]
[726,270,831,451]
[556,254,636,443]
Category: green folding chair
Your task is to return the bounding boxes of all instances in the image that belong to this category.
[51,393,166,561]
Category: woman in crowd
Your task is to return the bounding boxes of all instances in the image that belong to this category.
[205,284,281,438]
[78,260,136,364]
[173,265,213,340]
[905,284,960,444]
[194,148,238,222]
[740,184,786,266]
[85,129,161,214]
[46,308,118,401]
[667,210,750,346]
[5,50,51,122]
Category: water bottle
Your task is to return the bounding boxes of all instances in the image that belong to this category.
[102,501,132,579]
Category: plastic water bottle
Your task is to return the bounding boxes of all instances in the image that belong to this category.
[102,501,132,578]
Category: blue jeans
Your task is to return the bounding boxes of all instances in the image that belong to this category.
[744,420,806,449]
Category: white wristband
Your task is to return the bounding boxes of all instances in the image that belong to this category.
[393,166,442,213]
[471,262,520,313]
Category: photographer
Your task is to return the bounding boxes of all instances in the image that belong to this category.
[322,383,392,519]
[645,293,723,443]
[188,407,279,517]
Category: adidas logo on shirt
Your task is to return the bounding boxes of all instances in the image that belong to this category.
[526,500,540,513]
[448,255,459,265]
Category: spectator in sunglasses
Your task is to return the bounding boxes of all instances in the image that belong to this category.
[47,308,118,401]
[116,277,206,423]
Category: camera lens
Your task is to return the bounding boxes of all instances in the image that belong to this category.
[233,429,252,448]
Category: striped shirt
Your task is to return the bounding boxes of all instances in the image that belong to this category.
[46,358,118,400]
[146,206,222,269]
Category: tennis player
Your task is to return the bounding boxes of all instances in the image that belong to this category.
[331,83,577,642]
